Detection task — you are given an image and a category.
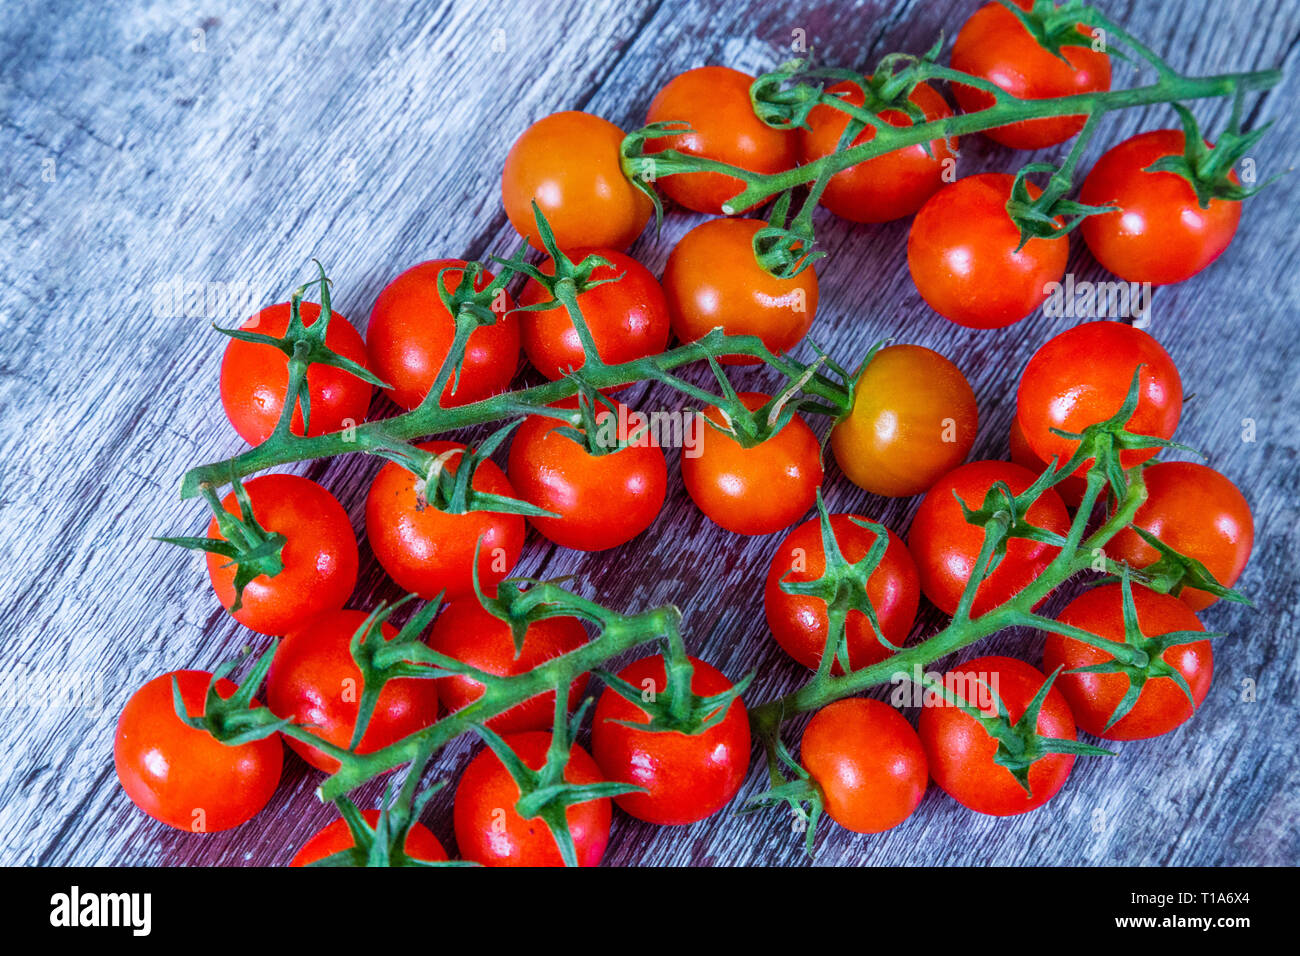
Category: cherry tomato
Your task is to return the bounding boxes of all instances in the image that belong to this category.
[1079,129,1242,285]
[591,656,750,826]
[290,810,449,866]
[908,172,1067,328]
[1044,584,1212,740]
[662,218,818,363]
[365,441,525,601]
[114,670,282,832]
[765,514,919,673]
[644,66,798,214]
[1108,461,1254,611]
[518,249,670,380]
[799,78,956,222]
[502,111,652,252]
[950,0,1111,150]
[908,461,1069,617]
[265,609,440,773]
[367,260,519,411]
[205,473,358,636]
[1008,417,1088,509]
[1016,321,1182,477]
[454,732,611,867]
[918,655,1078,815]
[506,406,666,551]
[830,344,978,497]
[429,596,590,734]
[681,392,823,536]
[801,698,928,833]
[219,302,373,446]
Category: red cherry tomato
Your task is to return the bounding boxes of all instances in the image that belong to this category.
[681,392,823,536]
[1079,129,1242,285]
[1008,417,1088,509]
[1044,584,1213,740]
[367,260,519,411]
[365,441,525,601]
[1108,461,1254,611]
[265,609,440,773]
[205,473,358,636]
[908,172,1067,328]
[591,656,750,826]
[518,249,670,380]
[290,809,449,866]
[644,66,798,214]
[429,596,590,734]
[830,344,979,497]
[502,111,652,252]
[114,670,282,832]
[454,732,611,867]
[950,0,1111,150]
[908,461,1069,617]
[1016,321,1183,477]
[765,514,919,673]
[799,78,957,222]
[662,218,818,363]
[801,698,928,833]
[918,655,1079,815]
[506,407,667,551]
[219,302,373,446]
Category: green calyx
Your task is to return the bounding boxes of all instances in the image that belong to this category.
[1006,159,1118,248]
[214,261,389,436]
[593,651,753,736]
[1145,102,1279,207]
[779,491,896,676]
[373,421,555,519]
[931,669,1114,795]
[956,467,1070,577]
[1040,570,1226,732]
[156,474,286,613]
[1105,524,1253,607]
[1001,0,1099,62]
[741,734,825,857]
[346,596,447,750]
[171,645,292,746]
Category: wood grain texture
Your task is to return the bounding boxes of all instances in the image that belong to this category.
[1,0,1297,867]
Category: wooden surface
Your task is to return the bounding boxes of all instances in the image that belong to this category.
[2,0,1298,867]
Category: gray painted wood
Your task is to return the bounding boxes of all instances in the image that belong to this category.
[1,0,1297,867]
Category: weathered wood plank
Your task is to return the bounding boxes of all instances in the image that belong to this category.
[0,0,1297,867]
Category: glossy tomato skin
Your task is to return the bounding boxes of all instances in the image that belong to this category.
[1108,461,1253,611]
[830,345,978,497]
[290,810,448,866]
[908,173,1067,328]
[681,392,823,536]
[220,302,373,446]
[367,260,519,411]
[1080,129,1242,285]
[918,656,1078,815]
[365,441,525,601]
[591,656,750,825]
[801,698,928,833]
[644,66,798,214]
[502,111,652,252]
[1016,321,1183,477]
[519,249,670,380]
[454,732,611,867]
[1044,584,1212,740]
[205,474,358,636]
[765,515,919,673]
[1008,417,1087,509]
[908,461,1070,617]
[950,0,1111,150]
[429,597,589,734]
[506,408,667,551]
[663,218,818,364]
[266,610,440,773]
[114,670,282,832]
[799,79,956,223]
